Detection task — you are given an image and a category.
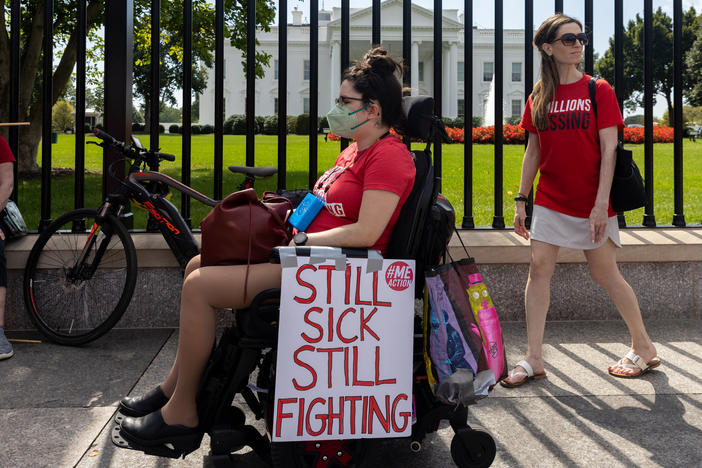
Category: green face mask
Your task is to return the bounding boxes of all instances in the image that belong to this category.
[326,102,369,139]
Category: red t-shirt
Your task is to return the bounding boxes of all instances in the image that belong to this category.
[520,74,624,218]
[0,136,17,164]
[307,135,415,255]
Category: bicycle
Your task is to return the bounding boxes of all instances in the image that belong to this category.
[23,128,277,346]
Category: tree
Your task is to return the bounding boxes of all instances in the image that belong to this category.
[684,16,702,106]
[595,7,698,125]
[132,0,275,130]
[0,0,276,174]
[52,99,75,131]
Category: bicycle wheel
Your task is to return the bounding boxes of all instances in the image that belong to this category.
[23,208,138,346]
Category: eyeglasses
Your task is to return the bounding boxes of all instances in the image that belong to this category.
[550,32,588,47]
[335,96,365,106]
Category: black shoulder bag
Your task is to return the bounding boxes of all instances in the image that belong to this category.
[589,77,646,212]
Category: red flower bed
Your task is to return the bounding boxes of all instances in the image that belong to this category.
[329,124,674,144]
[622,125,674,143]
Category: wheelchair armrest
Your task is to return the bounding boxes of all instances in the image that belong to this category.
[270,246,384,272]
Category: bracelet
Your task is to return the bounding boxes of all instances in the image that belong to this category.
[514,195,528,203]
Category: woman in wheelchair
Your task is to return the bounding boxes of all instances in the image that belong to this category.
[117,46,416,449]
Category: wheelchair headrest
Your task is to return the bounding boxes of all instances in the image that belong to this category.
[402,95,451,143]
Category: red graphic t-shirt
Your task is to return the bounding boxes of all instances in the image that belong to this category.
[307,135,415,255]
[520,74,624,218]
[0,136,17,164]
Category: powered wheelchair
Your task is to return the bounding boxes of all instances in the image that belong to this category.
[112,96,497,468]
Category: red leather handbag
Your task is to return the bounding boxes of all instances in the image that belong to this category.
[200,188,292,268]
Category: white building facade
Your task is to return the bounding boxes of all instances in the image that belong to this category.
[199,0,540,125]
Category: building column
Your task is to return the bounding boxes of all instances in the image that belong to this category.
[442,44,450,118]
[331,41,340,108]
[449,41,458,117]
[411,41,419,95]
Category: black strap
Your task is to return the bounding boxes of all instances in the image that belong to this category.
[589,77,598,121]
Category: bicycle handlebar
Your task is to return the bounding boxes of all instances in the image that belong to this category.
[93,128,120,147]
[92,128,174,163]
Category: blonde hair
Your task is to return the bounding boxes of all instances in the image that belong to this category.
[531,14,583,131]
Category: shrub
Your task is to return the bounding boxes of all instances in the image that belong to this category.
[191,124,201,134]
[158,124,165,134]
[131,122,144,132]
[295,114,310,135]
[263,115,278,135]
[504,116,521,125]
[318,116,329,133]
[224,114,247,134]
[201,124,214,134]
[255,116,266,134]
[168,124,181,134]
[471,116,483,128]
[287,116,297,134]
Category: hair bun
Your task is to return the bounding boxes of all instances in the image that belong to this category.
[362,46,402,76]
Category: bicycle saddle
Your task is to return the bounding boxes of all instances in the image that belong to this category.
[228,166,277,178]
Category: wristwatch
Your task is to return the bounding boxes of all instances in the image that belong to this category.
[293,231,308,246]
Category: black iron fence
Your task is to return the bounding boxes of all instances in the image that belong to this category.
[2,0,696,230]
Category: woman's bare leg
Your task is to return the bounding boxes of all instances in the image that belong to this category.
[504,240,559,384]
[584,240,657,374]
[160,262,282,427]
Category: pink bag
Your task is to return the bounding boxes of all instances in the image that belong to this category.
[467,272,506,382]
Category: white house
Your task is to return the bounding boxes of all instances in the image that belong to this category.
[198,0,540,125]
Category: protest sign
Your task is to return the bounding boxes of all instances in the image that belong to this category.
[273,256,415,441]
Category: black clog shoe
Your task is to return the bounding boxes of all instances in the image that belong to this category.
[119,386,169,417]
[119,410,203,455]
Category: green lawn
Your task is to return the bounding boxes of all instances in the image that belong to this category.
[19,133,702,230]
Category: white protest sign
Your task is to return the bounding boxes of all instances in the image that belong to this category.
[273,256,415,441]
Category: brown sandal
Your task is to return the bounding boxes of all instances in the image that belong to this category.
[608,351,661,378]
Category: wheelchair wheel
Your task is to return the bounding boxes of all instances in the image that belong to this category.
[450,426,496,468]
[271,439,369,468]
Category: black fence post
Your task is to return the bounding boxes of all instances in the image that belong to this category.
[643,0,656,227]
[277,0,288,191]
[555,0,563,14]
[672,0,685,227]
[614,0,626,228]
[150,0,160,152]
[39,0,54,231]
[492,0,504,229]
[525,0,534,230]
[73,0,87,231]
[9,0,20,203]
[103,0,134,227]
[462,0,474,229]
[308,0,319,189]
[246,0,256,169]
[214,0,224,200]
[433,0,442,189]
[584,0,593,75]
[340,0,350,152]
[182,0,193,228]
[372,0,381,45]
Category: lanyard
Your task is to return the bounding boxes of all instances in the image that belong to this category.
[315,131,391,197]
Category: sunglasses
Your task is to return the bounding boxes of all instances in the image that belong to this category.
[551,32,589,47]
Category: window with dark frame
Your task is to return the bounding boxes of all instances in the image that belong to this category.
[304,60,310,81]
[512,62,522,82]
[274,60,279,80]
[511,99,522,117]
[458,99,465,118]
[458,62,464,82]
[418,61,424,82]
[483,62,494,81]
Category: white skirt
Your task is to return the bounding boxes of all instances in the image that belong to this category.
[530,205,621,250]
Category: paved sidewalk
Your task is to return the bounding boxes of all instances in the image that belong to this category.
[1,320,700,468]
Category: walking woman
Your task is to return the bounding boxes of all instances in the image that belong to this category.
[501,14,659,388]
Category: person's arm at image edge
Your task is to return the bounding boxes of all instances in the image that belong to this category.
[0,163,15,241]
